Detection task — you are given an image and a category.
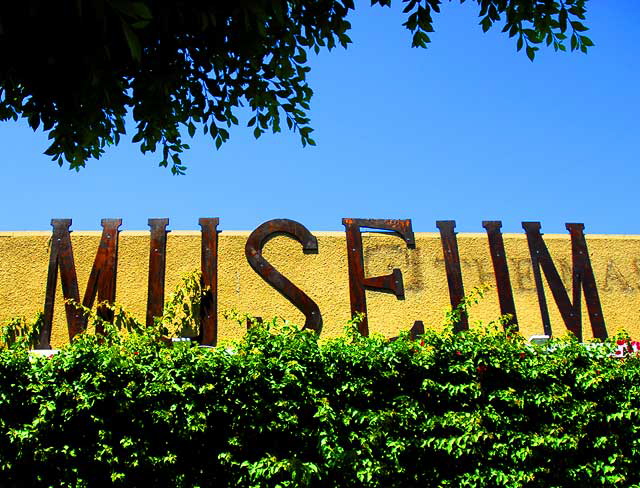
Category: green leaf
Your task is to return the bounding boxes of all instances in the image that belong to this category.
[559,8,568,33]
[526,46,536,61]
[129,2,152,20]
[581,36,594,47]
[480,16,492,33]
[571,21,589,32]
[120,19,142,61]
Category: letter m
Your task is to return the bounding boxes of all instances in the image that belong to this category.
[39,219,121,348]
[522,222,606,341]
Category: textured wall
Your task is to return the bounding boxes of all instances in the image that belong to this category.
[0,230,639,348]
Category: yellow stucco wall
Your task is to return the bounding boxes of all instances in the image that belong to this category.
[1,230,639,348]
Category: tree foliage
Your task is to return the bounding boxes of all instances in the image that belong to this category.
[0,1,591,173]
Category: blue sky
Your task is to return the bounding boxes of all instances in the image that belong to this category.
[1,1,638,234]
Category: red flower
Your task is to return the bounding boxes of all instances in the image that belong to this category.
[455,351,462,356]
[617,339,628,345]
[519,352,526,359]
[420,340,425,347]
[477,365,488,374]
[134,351,139,355]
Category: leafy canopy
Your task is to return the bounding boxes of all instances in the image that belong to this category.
[0,1,591,174]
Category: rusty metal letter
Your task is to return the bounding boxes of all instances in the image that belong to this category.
[245,219,321,332]
[342,218,415,336]
[482,221,518,328]
[522,222,607,341]
[436,221,467,332]
[80,219,122,335]
[199,218,219,345]
[41,218,121,347]
[41,219,82,348]
[389,321,425,342]
[146,218,169,327]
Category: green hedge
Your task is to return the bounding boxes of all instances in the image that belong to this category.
[1,317,639,487]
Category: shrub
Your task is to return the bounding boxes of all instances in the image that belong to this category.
[0,287,639,486]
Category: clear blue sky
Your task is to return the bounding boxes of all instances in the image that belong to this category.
[0,1,637,234]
